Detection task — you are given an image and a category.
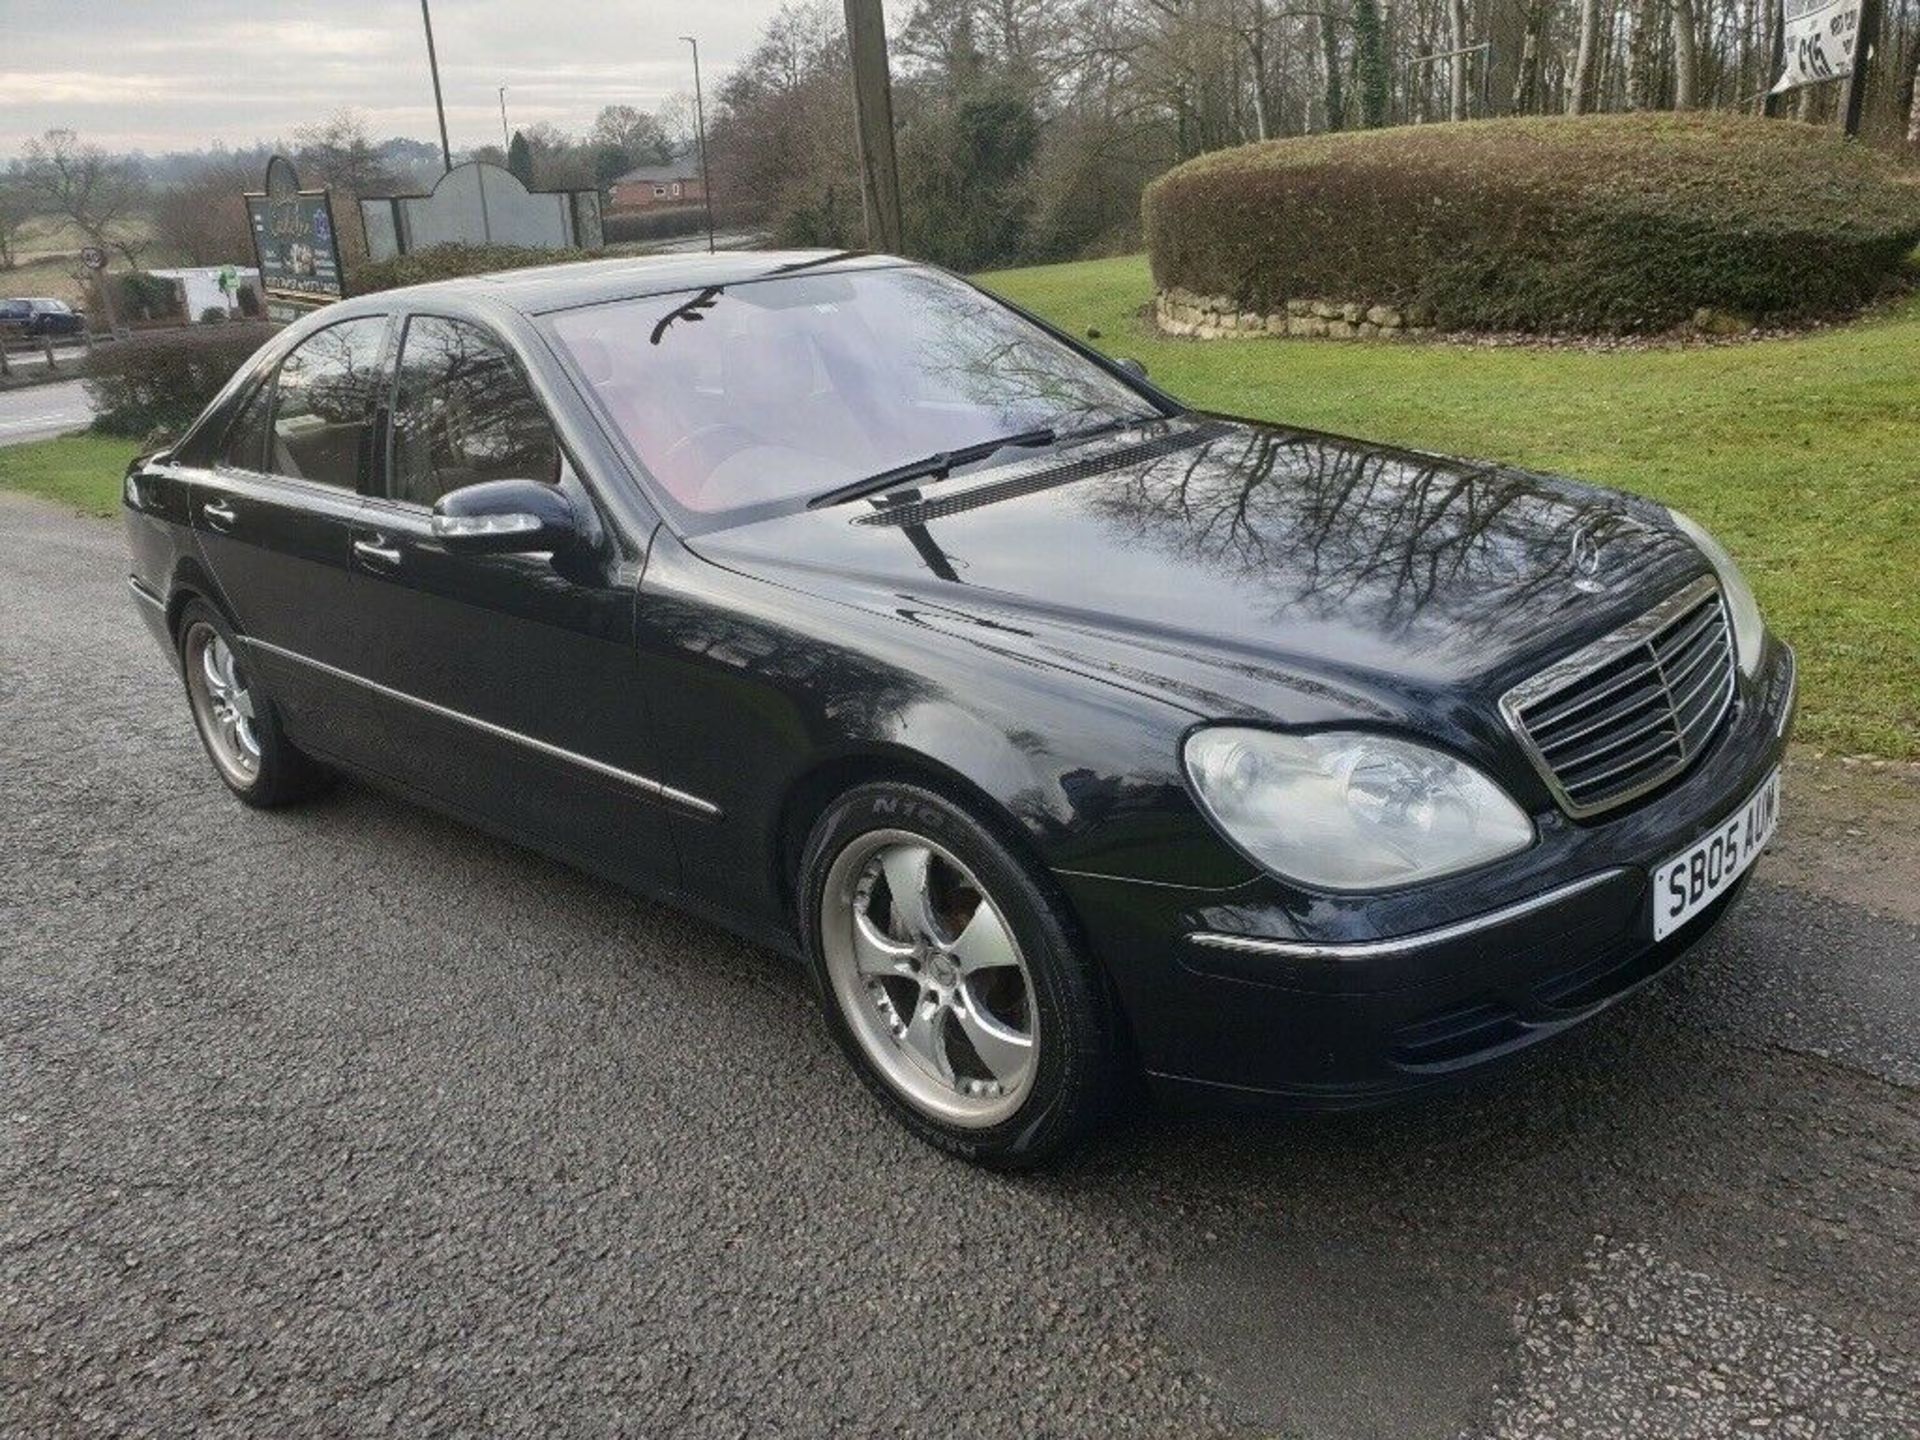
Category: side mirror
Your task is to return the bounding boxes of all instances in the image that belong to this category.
[430,478,580,555]
[1116,357,1149,380]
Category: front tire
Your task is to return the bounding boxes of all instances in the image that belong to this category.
[799,781,1116,1167]
[176,601,330,808]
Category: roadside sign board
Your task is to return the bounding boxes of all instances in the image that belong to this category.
[1772,0,1862,93]
[79,245,106,270]
[244,154,346,303]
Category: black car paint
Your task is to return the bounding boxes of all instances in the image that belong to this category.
[123,252,1795,1106]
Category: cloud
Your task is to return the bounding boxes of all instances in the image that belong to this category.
[1,0,790,157]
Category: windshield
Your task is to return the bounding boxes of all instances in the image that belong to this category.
[547,265,1158,520]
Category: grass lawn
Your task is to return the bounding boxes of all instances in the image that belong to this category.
[0,434,136,518]
[982,255,1920,760]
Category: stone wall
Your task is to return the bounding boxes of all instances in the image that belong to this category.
[1155,287,1435,341]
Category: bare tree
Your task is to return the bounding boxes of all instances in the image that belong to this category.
[16,128,147,263]
[1568,0,1604,111]
[1626,0,1659,108]
[150,159,256,266]
[293,110,397,203]
[1906,53,1920,148]
[1449,0,1470,118]
[1670,0,1700,107]
[1511,0,1550,112]
[0,179,27,270]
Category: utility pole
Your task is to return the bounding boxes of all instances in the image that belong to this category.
[1842,0,1881,137]
[498,86,511,153]
[420,0,453,172]
[843,0,903,253]
[680,36,717,255]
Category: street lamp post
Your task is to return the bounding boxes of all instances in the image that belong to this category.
[420,0,453,172]
[680,35,717,255]
[498,86,511,153]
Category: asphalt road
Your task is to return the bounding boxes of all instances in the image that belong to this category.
[4,490,1919,1438]
[0,380,96,447]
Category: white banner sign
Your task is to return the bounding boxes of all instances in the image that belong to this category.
[1772,0,1862,93]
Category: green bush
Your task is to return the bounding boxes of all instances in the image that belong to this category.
[84,324,276,437]
[1144,113,1920,333]
[350,243,590,295]
[603,206,709,245]
[115,271,185,323]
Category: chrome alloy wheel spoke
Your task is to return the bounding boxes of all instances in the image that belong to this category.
[879,842,944,945]
[950,989,1033,1086]
[949,898,1019,976]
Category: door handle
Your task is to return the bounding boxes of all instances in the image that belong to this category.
[203,498,237,529]
[353,535,403,567]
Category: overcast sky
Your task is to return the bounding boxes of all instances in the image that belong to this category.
[0,0,790,159]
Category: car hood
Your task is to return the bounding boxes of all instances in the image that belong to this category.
[685,417,1706,723]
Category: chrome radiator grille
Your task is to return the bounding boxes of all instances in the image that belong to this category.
[1501,577,1737,818]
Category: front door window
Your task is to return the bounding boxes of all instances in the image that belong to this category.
[387,315,559,508]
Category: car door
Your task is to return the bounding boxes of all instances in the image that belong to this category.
[191,313,393,765]
[343,309,681,895]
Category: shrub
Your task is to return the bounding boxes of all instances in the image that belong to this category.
[115,271,185,323]
[350,243,590,295]
[1144,113,1920,333]
[602,206,710,245]
[84,323,275,437]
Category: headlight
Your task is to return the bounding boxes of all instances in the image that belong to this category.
[1183,728,1534,891]
[1667,509,1764,676]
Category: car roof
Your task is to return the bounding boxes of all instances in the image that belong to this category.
[369,249,906,316]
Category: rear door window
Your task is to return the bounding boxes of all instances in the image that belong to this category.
[265,317,389,489]
[213,380,274,473]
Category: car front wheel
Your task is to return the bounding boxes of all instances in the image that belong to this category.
[799,781,1117,1167]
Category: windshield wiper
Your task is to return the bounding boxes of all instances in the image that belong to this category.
[806,427,1058,510]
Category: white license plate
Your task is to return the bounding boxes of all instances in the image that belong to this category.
[1651,768,1781,940]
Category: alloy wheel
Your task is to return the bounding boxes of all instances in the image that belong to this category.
[183,621,262,787]
[820,829,1039,1127]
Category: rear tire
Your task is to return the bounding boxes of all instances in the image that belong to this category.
[176,600,331,808]
[799,781,1116,1167]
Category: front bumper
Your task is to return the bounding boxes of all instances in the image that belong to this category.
[1060,638,1797,1107]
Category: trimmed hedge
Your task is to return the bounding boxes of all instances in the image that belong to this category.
[350,243,590,295]
[1144,113,1920,333]
[603,205,710,244]
[84,324,276,437]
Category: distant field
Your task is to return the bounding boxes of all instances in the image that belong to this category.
[5,213,170,305]
[983,255,1919,759]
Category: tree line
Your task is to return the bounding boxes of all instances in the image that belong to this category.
[4,0,1914,284]
[706,0,1919,270]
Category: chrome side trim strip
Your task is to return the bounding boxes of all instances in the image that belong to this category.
[243,636,722,820]
[1777,645,1797,738]
[1187,869,1627,962]
[127,576,167,611]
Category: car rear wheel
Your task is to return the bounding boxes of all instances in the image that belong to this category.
[800,781,1116,1167]
[177,602,330,807]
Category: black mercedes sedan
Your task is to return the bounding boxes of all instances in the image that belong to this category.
[123,252,1795,1165]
